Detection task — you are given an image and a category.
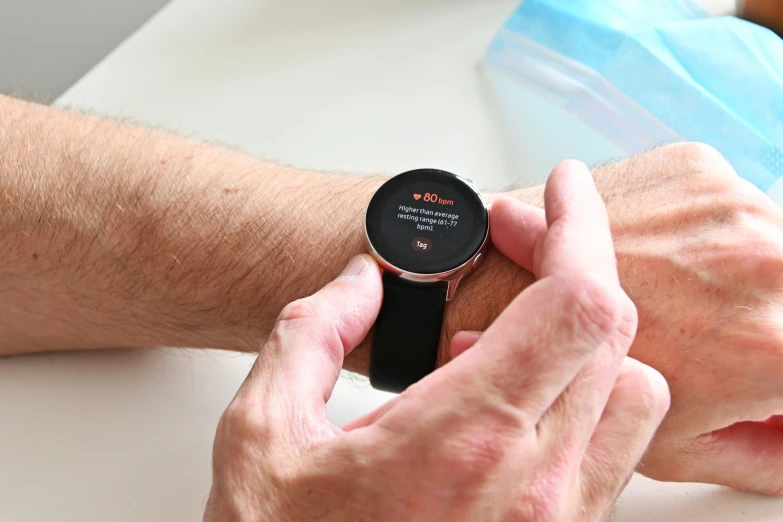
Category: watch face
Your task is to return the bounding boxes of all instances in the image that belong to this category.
[366,169,488,275]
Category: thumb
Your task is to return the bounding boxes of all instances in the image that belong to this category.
[449,331,482,359]
[238,254,382,422]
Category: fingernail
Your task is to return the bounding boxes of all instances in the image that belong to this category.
[338,255,368,279]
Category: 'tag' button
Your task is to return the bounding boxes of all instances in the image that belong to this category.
[411,237,432,252]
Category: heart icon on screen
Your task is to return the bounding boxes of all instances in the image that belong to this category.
[413,193,422,200]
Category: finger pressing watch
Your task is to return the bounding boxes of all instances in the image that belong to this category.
[365,169,490,393]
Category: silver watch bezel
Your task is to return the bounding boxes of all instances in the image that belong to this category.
[364,174,490,302]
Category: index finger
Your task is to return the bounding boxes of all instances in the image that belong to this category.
[536,160,618,283]
[374,160,632,431]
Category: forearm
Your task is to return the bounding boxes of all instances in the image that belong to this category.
[0,96,384,356]
[0,96,549,376]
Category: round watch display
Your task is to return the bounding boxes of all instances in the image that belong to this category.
[365,169,489,275]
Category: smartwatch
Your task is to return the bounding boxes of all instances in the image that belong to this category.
[364,168,490,393]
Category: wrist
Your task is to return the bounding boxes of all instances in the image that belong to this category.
[148,177,544,370]
[439,186,543,361]
[343,184,543,376]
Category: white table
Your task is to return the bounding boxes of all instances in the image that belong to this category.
[2,1,782,520]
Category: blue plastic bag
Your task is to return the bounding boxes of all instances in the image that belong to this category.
[485,0,783,192]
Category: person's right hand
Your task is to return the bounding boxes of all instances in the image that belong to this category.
[204,161,670,522]
[476,144,783,495]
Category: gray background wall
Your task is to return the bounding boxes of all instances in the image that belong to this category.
[0,0,169,101]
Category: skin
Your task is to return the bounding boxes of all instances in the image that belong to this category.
[204,162,670,522]
[743,0,783,36]
[1,95,782,493]
[488,148,783,494]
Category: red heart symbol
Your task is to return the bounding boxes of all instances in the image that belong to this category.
[413,193,422,200]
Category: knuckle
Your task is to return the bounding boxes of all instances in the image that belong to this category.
[436,428,514,486]
[276,296,346,367]
[681,141,726,164]
[655,142,742,193]
[730,188,782,229]
[667,142,733,176]
[716,184,772,225]
[620,291,639,347]
[219,395,263,436]
[615,291,639,345]
[276,298,320,328]
[618,361,671,424]
[560,275,631,348]
[695,192,783,283]
[214,395,274,457]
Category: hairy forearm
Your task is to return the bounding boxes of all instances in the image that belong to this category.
[0,96,385,356]
[0,96,549,375]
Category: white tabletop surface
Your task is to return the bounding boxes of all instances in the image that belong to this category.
[2,0,782,520]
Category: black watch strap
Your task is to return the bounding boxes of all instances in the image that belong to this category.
[370,271,447,393]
